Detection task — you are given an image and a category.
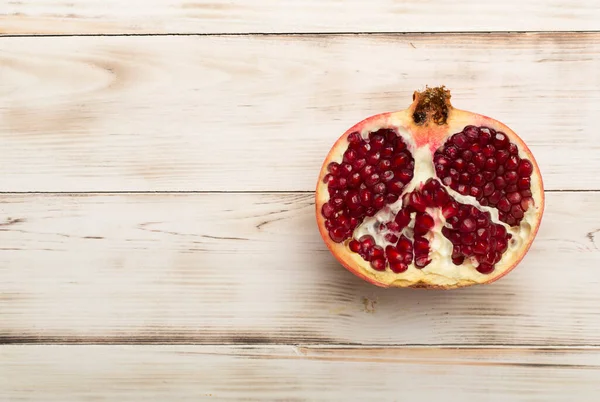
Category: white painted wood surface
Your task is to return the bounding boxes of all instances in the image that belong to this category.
[0,192,598,345]
[1,34,600,191]
[1,0,600,34]
[2,345,600,401]
[2,2,600,399]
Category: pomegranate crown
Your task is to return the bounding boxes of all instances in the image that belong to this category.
[411,86,452,126]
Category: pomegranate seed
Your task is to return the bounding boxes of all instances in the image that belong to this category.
[505,155,519,170]
[472,173,485,187]
[457,184,468,195]
[479,131,492,145]
[476,213,490,228]
[328,162,340,175]
[521,189,532,197]
[445,146,459,158]
[452,255,465,265]
[414,255,431,268]
[397,236,413,253]
[496,165,505,176]
[496,149,510,164]
[385,234,399,243]
[396,169,413,182]
[321,202,335,219]
[497,197,511,212]
[496,238,509,253]
[349,239,361,252]
[348,172,362,188]
[462,245,473,255]
[359,189,372,207]
[453,158,466,171]
[518,159,533,176]
[473,241,488,255]
[493,132,509,149]
[373,194,385,209]
[462,232,476,245]
[373,182,386,194]
[415,213,435,236]
[447,216,459,228]
[381,144,395,158]
[521,197,534,211]
[366,152,380,166]
[476,263,494,274]
[360,235,375,250]
[462,149,474,161]
[511,204,524,219]
[449,168,460,181]
[508,143,518,155]
[368,245,384,260]
[484,158,497,171]
[466,163,478,174]
[482,251,495,265]
[387,180,405,194]
[470,186,482,199]
[343,149,357,164]
[435,154,450,166]
[507,192,522,204]
[459,217,476,233]
[459,172,471,184]
[339,163,352,176]
[353,158,368,171]
[442,176,453,187]
[452,133,468,148]
[505,215,516,226]
[494,176,506,190]
[365,207,376,217]
[370,135,385,151]
[349,217,359,228]
[470,143,482,153]
[518,177,531,190]
[331,196,344,209]
[390,262,408,273]
[464,126,478,140]
[505,170,518,184]
[347,131,361,145]
[505,184,518,193]
[346,191,361,210]
[473,153,486,168]
[410,192,427,212]
[482,144,495,158]
[381,170,394,182]
[495,225,507,237]
[370,259,386,271]
[329,227,347,243]
[360,165,375,179]
[435,188,450,206]
[394,210,410,229]
[489,190,502,205]
[414,237,429,254]
[443,201,459,219]
[378,159,391,171]
[386,193,399,204]
[392,153,410,168]
[435,164,447,176]
[482,171,496,181]
[480,198,489,206]
[365,173,380,187]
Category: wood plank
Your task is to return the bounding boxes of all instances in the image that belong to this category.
[2,1,600,35]
[2,345,600,401]
[1,34,599,192]
[0,191,598,345]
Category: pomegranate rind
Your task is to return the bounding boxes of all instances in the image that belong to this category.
[315,91,544,289]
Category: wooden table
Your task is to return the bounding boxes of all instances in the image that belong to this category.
[2,1,600,400]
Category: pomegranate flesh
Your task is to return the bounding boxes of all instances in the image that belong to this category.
[315,87,544,289]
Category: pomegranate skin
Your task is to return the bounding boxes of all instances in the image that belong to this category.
[315,87,545,289]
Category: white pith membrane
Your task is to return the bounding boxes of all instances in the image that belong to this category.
[316,110,544,288]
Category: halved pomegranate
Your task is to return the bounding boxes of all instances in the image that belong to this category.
[315,87,544,289]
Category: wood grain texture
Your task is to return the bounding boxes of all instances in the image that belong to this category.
[1,0,600,35]
[2,345,600,401]
[0,191,598,345]
[1,34,600,192]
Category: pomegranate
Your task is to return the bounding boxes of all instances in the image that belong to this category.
[315,87,544,289]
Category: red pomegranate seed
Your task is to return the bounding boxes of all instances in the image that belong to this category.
[395,209,411,228]
[386,246,402,262]
[476,263,494,274]
[373,182,386,194]
[328,162,341,175]
[387,180,405,194]
[390,262,408,273]
[470,142,482,153]
[381,170,395,182]
[497,197,511,212]
[453,133,468,148]
[518,159,533,176]
[360,165,375,179]
[331,196,344,209]
[459,172,471,184]
[473,153,486,168]
[365,173,380,187]
[496,165,505,176]
[445,146,459,158]
[339,163,352,176]
[489,190,502,205]
[367,152,381,166]
[348,172,362,188]
[466,163,478,175]
[462,149,474,161]
[482,182,494,197]
[480,198,489,206]
[521,189,532,198]
[415,255,431,268]
[410,192,427,212]
[462,232,476,245]
[518,177,531,190]
[484,158,497,171]
[329,227,347,243]
[368,245,384,260]
[507,192,522,204]
[435,187,450,206]
[365,207,376,217]
[349,239,361,252]
[452,255,465,265]
[415,213,435,236]
[381,144,394,158]
[378,159,392,171]
[359,189,373,207]
[511,204,524,219]
[321,202,335,218]
[496,238,509,253]
[385,234,399,243]
[476,213,490,228]
[453,158,466,171]
[353,158,367,171]
[323,173,335,185]
[459,217,476,233]
[508,143,518,155]
[494,176,506,190]
[505,155,519,170]
[479,131,492,145]
[505,184,518,193]
[470,186,482,199]
[473,240,487,255]
[397,236,412,252]
[397,169,413,182]
[346,191,361,210]
[360,235,375,250]
[347,132,361,145]
[343,149,357,164]
[521,197,534,211]
[392,153,410,168]
[370,135,385,151]
[493,132,509,149]
[482,145,495,158]
[442,201,459,218]
[457,184,468,195]
[482,171,496,182]
[373,194,385,209]
[386,193,399,204]
[370,259,386,271]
